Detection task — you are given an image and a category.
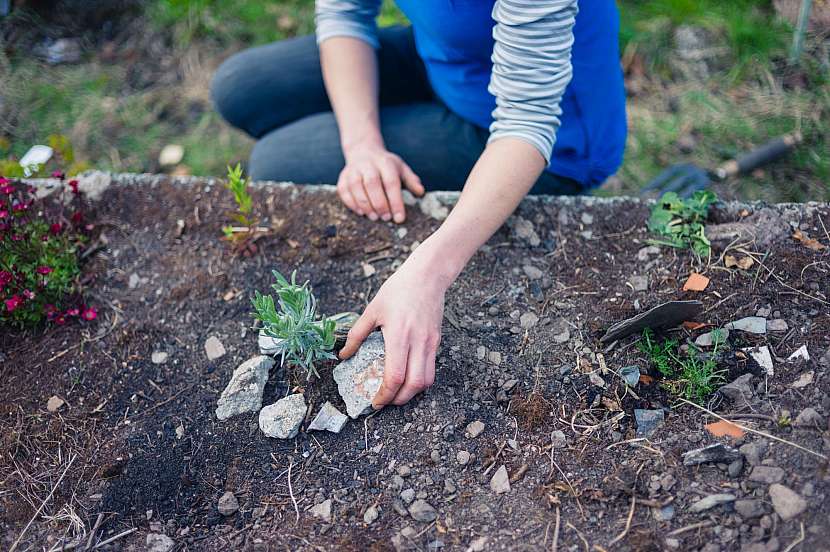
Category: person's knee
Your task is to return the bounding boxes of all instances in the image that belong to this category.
[210,51,254,130]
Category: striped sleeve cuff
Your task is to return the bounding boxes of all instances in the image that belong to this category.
[487,0,578,163]
[315,0,382,49]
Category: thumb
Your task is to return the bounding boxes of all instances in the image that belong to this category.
[339,308,377,359]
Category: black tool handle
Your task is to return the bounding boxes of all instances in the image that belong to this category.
[715,132,802,180]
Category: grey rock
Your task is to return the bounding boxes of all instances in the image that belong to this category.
[794,407,824,428]
[39,38,82,65]
[551,430,568,449]
[466,420,485,438]
[552,317,571,344]
[391,475,405,490]
[718,374,755,408]
[215,356,274,420]
[629,275,648,292]
[749,466,785,484]
[333,332,385,418]
[488,350,502,365]
[311,499,332,522]
[619,365,641,387]
[689,493,736,513]
[520,311,539,329]
[456,450,471,465]
[258,393,307,439]
[512,216,540,247]
[683,443,742,466]
[151,351,168,364]
[728,458,744,478]
[588,371,606,388]
[705,208,791,250]
[652,504,675,521]
[695,328,729,347]
[725,317,767,334]
[790,371,814,389]
[467,536,488,552]
[768,484,807,520]
[217,491,239,516]
[307,401,348,433]
[408,499,437,522]
[637,245,661,261]
[204,335,227,360]
[364,505,379,524]
[734,499,765,519]
[740,441,768,466]
[820,347,830,368]
[146,533,175,552]
[401,488,415,504]
[420,194,449,220]
[258,330,283,355]
[523,265,544,280]
[635,409,664,438]
[767,319,788,332]
[490,465,510,494]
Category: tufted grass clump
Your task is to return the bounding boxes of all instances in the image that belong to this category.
[251,270,336,380]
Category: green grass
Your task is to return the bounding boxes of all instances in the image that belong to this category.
[638,328,727,404]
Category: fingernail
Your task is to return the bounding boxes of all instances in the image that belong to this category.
[381,213,391,222]
[393,213,404,223]
[368,213,378,221]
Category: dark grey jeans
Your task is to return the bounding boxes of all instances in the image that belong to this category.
[211,26,580,194]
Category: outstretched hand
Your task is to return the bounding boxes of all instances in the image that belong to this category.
[338,253,445,408]
[336,144,425,224]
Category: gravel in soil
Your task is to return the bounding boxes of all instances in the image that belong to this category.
[1,174,829,551]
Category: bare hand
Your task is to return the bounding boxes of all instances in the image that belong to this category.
[339,253,445,408]
[337,145,424,223]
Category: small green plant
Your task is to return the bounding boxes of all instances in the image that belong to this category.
[647,190,717,257]
[638,327,726,403]
[251,270,336,380]
[222,163,254,238]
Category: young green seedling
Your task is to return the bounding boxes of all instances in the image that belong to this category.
[647,190,717,257]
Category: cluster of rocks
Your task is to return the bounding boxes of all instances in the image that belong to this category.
[214,330,386,439]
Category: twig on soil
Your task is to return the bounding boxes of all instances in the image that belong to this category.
[84,513,105,550]
[677,398,828,460]
[551,506,561,552]
[782,522,805,552]
[740,249,829,305]
[607,493,636,547]
[11,453,76,552]
[724,412,776,423]
[702,292,738,314]
[287,461,300,524]
[667,521,713,536]
[548,455,585,519]
[818,213,830,244]
[566,522,590,552]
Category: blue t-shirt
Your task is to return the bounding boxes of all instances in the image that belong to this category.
[395,0,627,188]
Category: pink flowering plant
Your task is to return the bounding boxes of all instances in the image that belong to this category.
[0,172,96,328]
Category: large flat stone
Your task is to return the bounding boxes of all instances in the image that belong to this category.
[215,356,274,420]
[333,332,385,418]
[259,393,307,439]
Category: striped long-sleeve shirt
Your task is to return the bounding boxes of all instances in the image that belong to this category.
[315,0,627,187]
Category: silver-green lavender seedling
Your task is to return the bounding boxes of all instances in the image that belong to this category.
[251,270,336,380]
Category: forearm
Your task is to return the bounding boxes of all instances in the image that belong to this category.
[319,37,384,155]
[409,138,546,287]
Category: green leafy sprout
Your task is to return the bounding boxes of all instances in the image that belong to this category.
[647,190,717,257]
[222,163,255,241]
[638,327,727,404]
[251,270,336,380]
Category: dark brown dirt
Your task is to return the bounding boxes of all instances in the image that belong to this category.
[1,175,829,551]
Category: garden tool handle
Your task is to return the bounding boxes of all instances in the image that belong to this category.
[714,132,802,180]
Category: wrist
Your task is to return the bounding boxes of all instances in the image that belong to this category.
[405,231,469,292]
[342,129,385,161]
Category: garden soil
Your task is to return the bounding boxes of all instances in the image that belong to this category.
[1,174,829,551]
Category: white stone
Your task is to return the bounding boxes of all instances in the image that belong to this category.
[456,450,471,465]
[768,484,807,520]
[311,499,332,522]
[790,371,814,389]
[46,395,65,412]
[159,144,184,167]
[364,505,379,524]
[333,332,385,418]
[204,336,226,360]
[523,265,544,280]
[419,194,449,220]
[520,312,539,329]
[742,345,773,376]
[490,465,510,494]
[465,420,485,438]
[725,317,766,334]
[259,393,307,439]
[258,330,283,356]
[146,533,175,552]
[695,329,729,347]
[217,491,239,516]
[787,345,810,362]
[307,402,348,433]
[151,351,168,364]
[215,356,273,420]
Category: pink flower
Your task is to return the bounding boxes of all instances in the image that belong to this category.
[52,171,64,179]
[50,223,62,235]
[55,315,66,325]
[0,185,14,195]
[4,295,23,312]
[36,266,53,275]
[0,210,7,219]
[0,271,11,286]
[66,307,79,317]
[23,289,35,300]
[68,179,79,194]
[12,202,28,213]
[81,306,97,321]
[44,304,58,319]
[0,177,9,185]
[71,211,83,224]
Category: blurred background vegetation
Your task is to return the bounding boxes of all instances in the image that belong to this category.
[0,0,828,201]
